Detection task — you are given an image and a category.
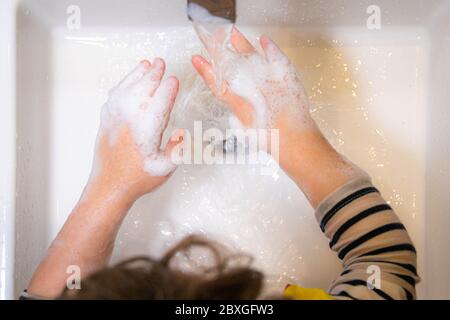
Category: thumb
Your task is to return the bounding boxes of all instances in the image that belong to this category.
[143,130,184,177]
[164,129,185,165]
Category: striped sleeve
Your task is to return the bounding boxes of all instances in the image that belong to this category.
[315,176,420,300]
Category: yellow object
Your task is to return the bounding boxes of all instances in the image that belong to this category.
[283,284,335,300]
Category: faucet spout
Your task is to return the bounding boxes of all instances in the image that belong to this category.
[187,0,236,23]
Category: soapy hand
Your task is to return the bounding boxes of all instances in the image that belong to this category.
[27,59,183,298]
[191,27,318,134]
[91,59,183,200]
[192,27,365,207]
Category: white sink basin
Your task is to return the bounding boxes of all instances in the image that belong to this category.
[1,0,449,299]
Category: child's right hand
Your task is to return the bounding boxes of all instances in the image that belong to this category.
[191,27,319,142]
[192,27,364,207]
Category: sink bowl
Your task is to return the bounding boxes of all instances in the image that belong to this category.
[1,0,449,299]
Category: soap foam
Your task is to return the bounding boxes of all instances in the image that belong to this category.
[100,60,176,176]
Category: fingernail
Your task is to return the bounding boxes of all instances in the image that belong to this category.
[153,58,164,67]
[171,129,185,142]
[140,60,151,68]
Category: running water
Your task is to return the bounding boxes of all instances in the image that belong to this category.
[187,2,236,116]
[188,3,314,133]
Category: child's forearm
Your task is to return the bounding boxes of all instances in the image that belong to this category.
[280,127,419,299]
[27,178,134,298]
[279,128,364,208]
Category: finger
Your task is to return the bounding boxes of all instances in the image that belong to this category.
[138,58,166,97]
[164,129,185,159]
[151,76,179,116]
[260,35,289,66]
[192,55,253,127]
[221,89,254,127]
[192,55,217,91]
[151,76,179,143]
[118,60,151,88]
[230,27,256,54]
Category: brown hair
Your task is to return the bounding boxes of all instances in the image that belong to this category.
[60,235,264,300]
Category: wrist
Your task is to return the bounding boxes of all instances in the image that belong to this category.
[279,128,329,172]
[81,174,137,218]
[279,128,362,207]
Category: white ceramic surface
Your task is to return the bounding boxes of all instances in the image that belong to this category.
[0,0,449,299]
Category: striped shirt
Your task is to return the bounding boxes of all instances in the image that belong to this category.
[316,176,420,300]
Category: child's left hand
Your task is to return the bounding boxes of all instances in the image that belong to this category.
[88,59,183,202]
[27,58,184,298]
